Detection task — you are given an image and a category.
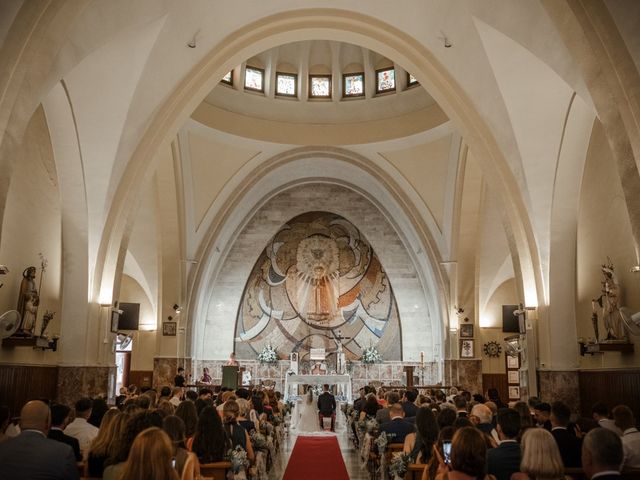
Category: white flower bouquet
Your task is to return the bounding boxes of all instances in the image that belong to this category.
[257,344,278,364]
[361,345,382,364]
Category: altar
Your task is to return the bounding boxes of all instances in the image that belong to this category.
[284,374,352,402]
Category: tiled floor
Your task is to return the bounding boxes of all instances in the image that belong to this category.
[272,411,369,479]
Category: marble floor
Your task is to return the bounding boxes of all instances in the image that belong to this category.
[271,413,369,479]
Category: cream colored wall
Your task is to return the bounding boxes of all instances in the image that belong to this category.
[478,279,519,374]
[118,275,155,371]
[0,107,61,364]
[577,121,640,369]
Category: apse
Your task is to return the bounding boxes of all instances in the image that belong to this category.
[234,211,403,362]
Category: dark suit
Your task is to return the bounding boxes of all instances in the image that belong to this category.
[552,427,582,468]
[487,441,521,480]
[0,430,79,480]
[402,401,418,418]
[317,391,337,431]
[48,427,82,461]
[379,417,415,444]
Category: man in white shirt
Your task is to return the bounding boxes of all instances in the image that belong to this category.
[613,405,640,469]
[64,397,98,459]
[592,402,622,435]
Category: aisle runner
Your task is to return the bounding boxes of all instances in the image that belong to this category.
[282,435,349,480]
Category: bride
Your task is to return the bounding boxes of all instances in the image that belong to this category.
[291,387,323,433]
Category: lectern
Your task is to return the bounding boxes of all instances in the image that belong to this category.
[222,365,239,389]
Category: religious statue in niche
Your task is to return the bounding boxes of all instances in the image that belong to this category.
[16,266,39,336]
[234,211,402,362]
[592,258,627,342]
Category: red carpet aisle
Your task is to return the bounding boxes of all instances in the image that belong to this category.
[282,435,350,480]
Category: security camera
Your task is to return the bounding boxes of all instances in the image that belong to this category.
[0,265,8,274]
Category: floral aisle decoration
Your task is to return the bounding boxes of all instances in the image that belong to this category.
[376,431,389,480]
[389,452,412,480]
[257,344,278,364]
[226,446,249,477]
[361,345,383,364]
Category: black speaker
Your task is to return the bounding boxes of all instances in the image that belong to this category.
[117,302,140,330]
[502,305,520,333]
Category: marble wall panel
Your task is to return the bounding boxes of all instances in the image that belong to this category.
[153,357,191,388]
[57,366,115,405]
[444,359,482,393]
[538,370,580,412]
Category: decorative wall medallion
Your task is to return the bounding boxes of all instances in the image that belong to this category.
[483,341,502,357]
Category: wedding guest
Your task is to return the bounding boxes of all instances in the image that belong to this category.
[118,427,179,480]
[191,406,228,462]
[404,405,439,464]
[163,415,200,480]
[512,428,565,480]
[470,404,497,445]
[534,402,552,431]
[88,397,109,428]
[402,389,419,417]
[435,427,488,480]
[175,400,198,439]
[64,397,98,458]
[487,388,506,409]
[237,399,257,433]
[103,411,162,480]
[592,402,621,435]
[48,404,81,460]
[514,401,534,434]
[87,410,127,477]
[379,403,415,444]
[487,408,521,480]
[437,406,457,429]
[550,401,582,467]
[359,393,382,421]
[156,399,175,418]
[612,405,640,468]
[454,396,469,418]
[0,405,10,443]
[582,427,624,480]
[0,401,78,479]
[222,400,254,461]
[376,391,400,424]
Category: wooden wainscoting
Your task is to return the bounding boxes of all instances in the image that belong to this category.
[578,369,640,418]
[128,370,154,389]
[482,373,508,403]
[0,364,59,415]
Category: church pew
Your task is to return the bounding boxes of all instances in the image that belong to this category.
[199,461,232,480]
[405,463,426,480]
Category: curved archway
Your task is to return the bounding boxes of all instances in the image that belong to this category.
[94,8,542,334]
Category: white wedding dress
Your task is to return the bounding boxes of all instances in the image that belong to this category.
[291,392,324,434]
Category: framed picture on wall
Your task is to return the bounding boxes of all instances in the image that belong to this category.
[460,339,474,358]
[508,370,519,384]
[508,386,520,399]
[460,323,474,338]
[163,322,177,336]
[506,355,519,369]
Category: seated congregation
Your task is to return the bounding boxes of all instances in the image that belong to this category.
[348,386,640,480]
[0,385,287,480]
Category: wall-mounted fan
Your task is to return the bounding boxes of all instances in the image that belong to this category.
[619,307,640,336]
[0,310,21,339]
[504,334,523,356]
[116,333,133,350]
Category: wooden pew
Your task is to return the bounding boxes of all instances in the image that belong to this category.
[199,461,232,480]
[564,468,640,480]
[405,463,426,480]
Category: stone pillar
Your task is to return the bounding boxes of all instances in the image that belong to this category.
[537,370,580,412]
[444,359,482,393]
[57,366,115,405]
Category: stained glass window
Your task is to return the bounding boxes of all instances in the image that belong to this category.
[376,68,395,93]
[309,75,331,98]
[221,71,233,85]
[343,73,364,97]
[276,73,297,96]
[407,73,418,87]
[244,67,264,92]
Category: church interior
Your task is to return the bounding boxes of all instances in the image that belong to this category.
[1,2,640,476]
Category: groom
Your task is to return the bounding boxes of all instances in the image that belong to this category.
[317,384,337,431]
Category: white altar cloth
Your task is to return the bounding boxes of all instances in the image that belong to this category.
[284,374,352,402]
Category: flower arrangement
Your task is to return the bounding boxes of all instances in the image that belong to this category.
[257,344,278,364]
[226,445,249,474]
[250,431,268,451]
[361,345,382,364]
[389,452,412,479]
[357,417,379,434]
[375,431,388,451]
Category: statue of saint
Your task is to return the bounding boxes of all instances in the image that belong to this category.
[598,261,626,341]
[17,266,38,334]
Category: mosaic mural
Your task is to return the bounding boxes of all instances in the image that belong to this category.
[234,211,402,363]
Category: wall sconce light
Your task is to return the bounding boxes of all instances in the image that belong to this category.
[173,304,182,314]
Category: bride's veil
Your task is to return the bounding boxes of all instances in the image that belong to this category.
[306,387,314,404]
